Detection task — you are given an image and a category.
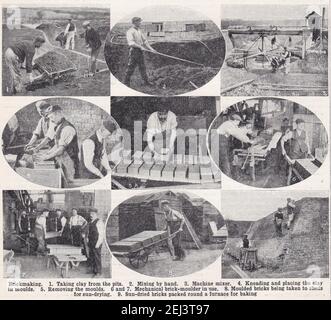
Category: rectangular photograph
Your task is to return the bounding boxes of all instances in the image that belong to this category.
[2,7,110,96]
[221,4,328,96]
[3,190,111,279]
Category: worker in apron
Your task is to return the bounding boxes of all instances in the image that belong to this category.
[64,18,76,50]
[34,209,49,255]
[160,200,185,261]
[35,105,80,182]
[69,208,87,246]
[80,119,114,179]
[25,101,54,153]
[281,118,311,162]
[216,114,255,178]
[146,109,177,162]
[17,210,30,251]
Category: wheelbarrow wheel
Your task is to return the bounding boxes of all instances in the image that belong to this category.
[129,250,149,269]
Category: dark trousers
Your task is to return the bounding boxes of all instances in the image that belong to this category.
[172,232,185,260]
[89,245,102,274]
[124,48,149,85]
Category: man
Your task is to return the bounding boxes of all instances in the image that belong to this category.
[216,114,255,177]
[146,107,177,162]
[25,101,54,152]
[64,18,76,50]
[34,209,49,255]
[124,17,156,86]
[54,209,67,244]
[281,118,312,163]
[88,208,104,277]
[239,234,249,262]
[35,105,80,181]
[83,21,102,76]
[2,114,19,151]
[281,47,291,74]
[80,119,114,179]
[161,200,185,261]
[18,210,30,250]
[5,36,45,94]
[69,208,87,246]
[286,198,296,230]
[274,208,284,237]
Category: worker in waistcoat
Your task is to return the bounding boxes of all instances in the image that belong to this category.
[35,105,80,181]
[80,119,115,179]
[161,200,186,261]
[64,18,76,50]
[146,107,177,162]
[54,209,68,244]
[69,208,87,246]
[216,114,255,177]
[88,208,105,277]
[281,118,311,163]
[274,208,284,237]
[34,209,49,255]
[124,17,156,87]
[25,101,54,152]
[4,36,45,94]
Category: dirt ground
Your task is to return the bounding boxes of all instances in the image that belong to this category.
[221,30,328,96]
[2,24,110,96]
[115,246,222,277]
[12,254,111,279]
[222,254,329,278]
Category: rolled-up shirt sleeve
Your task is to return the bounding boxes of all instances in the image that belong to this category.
[57,126,76,147]
[33,119,43,137]
[126,29,135,47]
[96,220,105,247]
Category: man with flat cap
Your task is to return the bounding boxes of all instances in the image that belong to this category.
[25,101,54,152]
[4,36,46,94]
[80,119,115,179]
[88,208,105,277]
[83,21,102,76]
[35,105,80,181]
[161,200,186,261]
[124,16,156,87]
[216,114,255,177]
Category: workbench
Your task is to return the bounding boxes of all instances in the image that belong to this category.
[287,158,320,185]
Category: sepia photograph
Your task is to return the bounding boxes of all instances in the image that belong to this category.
[111,96,221,189]
[108,5,225,95]
[106,191,226,277]
[3,189,111,278]
[208,98,328,188]
[2,7,110,96]
[222,190,329,278]
[221,4,328,96]
[2,98,122,188]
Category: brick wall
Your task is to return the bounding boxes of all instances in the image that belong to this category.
[15,98,110,145]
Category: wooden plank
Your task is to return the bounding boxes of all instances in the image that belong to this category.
[174,164,188,181]
[139,162,154,177]
[127,161,144,175]
[182,213,202,249]
[15,167,62,188]
[162,163,176,181]
[115,159,133,174]
[188,165,200,182]
[109,241,143,253]
[150,163,165,179]
[200,166,214,183]
[221,79,255,94]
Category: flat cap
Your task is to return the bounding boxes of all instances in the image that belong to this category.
[132,17,142,23]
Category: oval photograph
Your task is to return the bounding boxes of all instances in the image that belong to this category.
[208,98,328,188]
[106,5,225,95]
[2,98,123,188]
[106,191,227,277]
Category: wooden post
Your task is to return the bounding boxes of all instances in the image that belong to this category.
[302,33,306,60]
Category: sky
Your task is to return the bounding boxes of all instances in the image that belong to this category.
[222,190,329,221]
[120,5,208,22]
[222,4,323,21]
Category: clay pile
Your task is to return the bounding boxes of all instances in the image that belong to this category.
[34,50,76,74]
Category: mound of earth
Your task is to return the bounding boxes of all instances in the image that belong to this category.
[224,197,329,275]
